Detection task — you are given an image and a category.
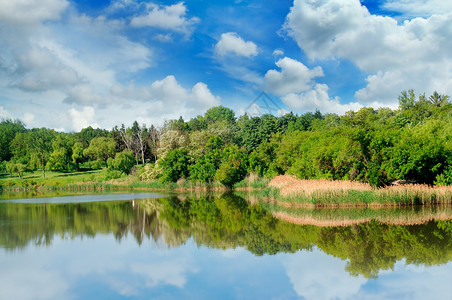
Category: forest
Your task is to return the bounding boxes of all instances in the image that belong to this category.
[1,90,451,188]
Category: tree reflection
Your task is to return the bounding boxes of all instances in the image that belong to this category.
[1,193,451,278]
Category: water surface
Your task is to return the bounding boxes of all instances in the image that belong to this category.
[0,192,451,300]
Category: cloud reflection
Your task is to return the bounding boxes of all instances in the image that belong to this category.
[282,248,366,300]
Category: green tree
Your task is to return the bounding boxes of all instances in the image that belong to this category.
[10,132,30,164]
[6,160,27,179]
[189,136,223,182]
[47,134,74,171]
[398,89,416,110]
[240,114,279,152]
[28,128,56,178]
[160,148,190,183]
[0,119,27,161]
[204,106,236,124]
[107,150,136,175]
[215,144,248,187]
[83,137,117,168]
[76,126,109,146]
[429,91,450,107]
[388,120,448,184]
[248,137,282,177]
[71,142,85,171]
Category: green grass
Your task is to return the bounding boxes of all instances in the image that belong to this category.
[0,169,111,191]
[0,169,228,193]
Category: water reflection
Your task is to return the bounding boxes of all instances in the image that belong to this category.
[0,192,451,299]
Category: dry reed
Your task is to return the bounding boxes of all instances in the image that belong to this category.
[267,175,452,206]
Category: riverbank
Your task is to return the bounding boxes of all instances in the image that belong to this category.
[2,171,452,207]
[0,169,266,194]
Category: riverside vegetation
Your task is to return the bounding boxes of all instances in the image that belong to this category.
[1,90,452,206]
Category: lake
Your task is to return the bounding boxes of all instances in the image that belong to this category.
[0,192,451,300]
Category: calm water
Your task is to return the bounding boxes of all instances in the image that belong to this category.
[0,192,451,300]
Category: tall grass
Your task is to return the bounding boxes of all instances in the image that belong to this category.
[263,175,452,207]
[233,173,271,189]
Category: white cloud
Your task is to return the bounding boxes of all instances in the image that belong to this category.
[130,2,199,35]
[150,75,188,103]
[284,0,452,105]
[22,112,35,125]
[0,9,153,131]
[69,106,99,132]
[282,83,362,114]
[110,75,221,127]
[0,0,69,26]
[154,33,173,42]
[264,57,323,96]
[273,49,284,57]
[114,75,221,112]
[383,0,452,17]
[215,32,259,57]
[262,57,359,114]
[0,106,12,119]
[189,82,221,108]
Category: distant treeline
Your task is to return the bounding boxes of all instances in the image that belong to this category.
[1,90,451,187]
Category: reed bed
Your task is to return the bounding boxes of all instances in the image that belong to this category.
[266,175,452,206]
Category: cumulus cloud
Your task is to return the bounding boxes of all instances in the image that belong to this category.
[383,0,452,17]
[190,82,221,108]
[284,0,452,105]
[0,0,69,26]
[69,106,99,132]
[282,84,362,114]
[130,2,199,35]
[110,75,220,124]
[264,57,323,96]
[263,57,361,114]
[112,75,220,108]
[263,57,362,114]
[215,32,259,57]
[0,10,152,111]
[150,75,188,103]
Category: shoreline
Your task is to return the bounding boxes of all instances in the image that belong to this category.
[2,174,452,207]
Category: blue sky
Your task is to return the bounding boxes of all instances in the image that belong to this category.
[0,0,451,131]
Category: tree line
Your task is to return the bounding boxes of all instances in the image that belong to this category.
[1,90,451,187]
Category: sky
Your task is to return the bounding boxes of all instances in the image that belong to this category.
[0,0,451,132]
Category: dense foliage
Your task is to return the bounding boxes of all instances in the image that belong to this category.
[1,90,452,186]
